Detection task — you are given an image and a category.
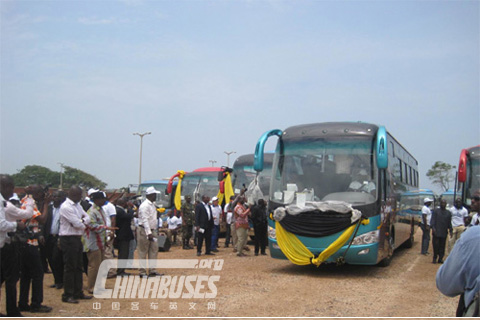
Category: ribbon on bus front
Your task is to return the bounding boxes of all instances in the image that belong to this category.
[174,170,185,211]
[216,171,234,206]
[275,218,369,267]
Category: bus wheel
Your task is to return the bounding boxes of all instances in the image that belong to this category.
[404,224,415,249]
[379,231,395,267]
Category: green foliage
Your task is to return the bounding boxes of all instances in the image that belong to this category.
[426,161,456,192]
[63,166,107,189]
[11,165,107,189]
[12,165,60,187]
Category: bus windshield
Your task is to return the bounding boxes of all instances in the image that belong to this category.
[233,164,272,196]
[271,137,377,205]
[467,157,480,200]
[399,194,426,211]
[138,182,171,208]
[182,172,220,202]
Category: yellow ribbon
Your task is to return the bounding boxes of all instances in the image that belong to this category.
[174,170,185,211]
[216,172,234,205]
[275,218,369,267]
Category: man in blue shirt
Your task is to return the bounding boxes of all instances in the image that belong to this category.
[436,225,480,316]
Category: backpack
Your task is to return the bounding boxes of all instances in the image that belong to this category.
[457,292,479,317]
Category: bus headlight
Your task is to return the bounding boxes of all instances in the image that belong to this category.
[352,230,379,245]
[268,226,276,240]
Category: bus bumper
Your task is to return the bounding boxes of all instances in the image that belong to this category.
[268,239,380,265]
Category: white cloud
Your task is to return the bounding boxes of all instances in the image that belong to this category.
[78,17,121,25]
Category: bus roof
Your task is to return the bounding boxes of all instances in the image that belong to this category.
[465,145,480,159]
[140,179,169,185]
[281,122,418,165]
[233,153,274,166]
[442,189,461,196]
[192,167,223,172]
[402,189,435,196]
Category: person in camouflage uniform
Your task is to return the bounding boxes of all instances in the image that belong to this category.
[181,195,195,249]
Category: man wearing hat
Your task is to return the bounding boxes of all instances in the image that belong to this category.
[84,191,117,293]
[137,187,161,276]
[421,197,434,255]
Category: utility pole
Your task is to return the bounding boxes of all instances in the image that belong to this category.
[133,132,152,185]
[58,162,65,190]
[209,160,217,167]
[224,151,236,167]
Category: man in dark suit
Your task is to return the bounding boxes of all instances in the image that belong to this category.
[43,191,66,289]
[431,199,453,264]
[115,198,134,276]
[195,195,214,257]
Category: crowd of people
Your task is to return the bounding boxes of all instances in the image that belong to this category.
[0,174,269,316]
[420,194,480,316]
[2,171,478,317]
[420,195,479,264]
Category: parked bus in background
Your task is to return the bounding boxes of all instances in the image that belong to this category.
[254,122,419,267]
[232,153,274,199]
[137,179,175,209]
[168,168,233,204]
[457,145,480,208]
[399,189,436,225]
[440,189,457,210]
[167,167,234,233]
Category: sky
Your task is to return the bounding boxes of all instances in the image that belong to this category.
[1,0,479,195]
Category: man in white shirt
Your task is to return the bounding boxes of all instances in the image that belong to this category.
[448,198,469,253]
[137,187,160,276]
[59,186,91,304]
[210,197,222,252]
[102,197,117,278]
[224,196,236,249]
[0,174,30,317]
[166,212,179,245]
[421,197,433,255]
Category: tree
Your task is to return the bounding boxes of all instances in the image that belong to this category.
[426,161,456,192]
[11,165,107,189]
[62,165,107,189]
[12,165,60,187]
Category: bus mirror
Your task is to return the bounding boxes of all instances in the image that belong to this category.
[458,149,468,183]
[254,129,282,172]
[376,126,388,169]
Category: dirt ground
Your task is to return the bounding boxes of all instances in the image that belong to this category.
[3,228,459,318]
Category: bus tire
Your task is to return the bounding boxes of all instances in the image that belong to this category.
[404,223,415,249]
[379,230,395,267]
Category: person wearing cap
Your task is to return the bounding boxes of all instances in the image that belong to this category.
[84,191,117,293]
[210,197,222,253]
[80,188,97,212]
[137,186,161,276]
[421,197,434,255]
